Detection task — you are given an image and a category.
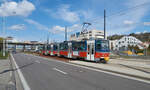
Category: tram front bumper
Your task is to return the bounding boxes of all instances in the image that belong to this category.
[104,57,109,62]
[95,57,109,62]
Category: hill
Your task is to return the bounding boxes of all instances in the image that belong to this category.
[108,32,150,42]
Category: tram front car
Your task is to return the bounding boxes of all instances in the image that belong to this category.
[95,39,110,63]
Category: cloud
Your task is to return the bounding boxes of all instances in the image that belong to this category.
[25,19,49,31]
[123,20,134,25]
[48,4,80,23]
[50,26,65,33]
[25,19,80,34]
[135,30,148,34]
[0,0,35,17]
[106,0,150,35]
[50,24,81,34]
[68,24,81,32]
[135,32,141,34]
[143,30,148,33]
[8,24,26,30]
[144,22,150,26]
[86,0,150,35]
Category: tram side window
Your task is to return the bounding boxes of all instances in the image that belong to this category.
[72,43,78,51]
[78,42,86,51]
[64,43,68,50]
[60,44,64,50]
[54,45,57,50]
[43,46,46,50]
[47,45,51,50]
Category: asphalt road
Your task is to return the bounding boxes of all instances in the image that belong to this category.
[12,53,150,90]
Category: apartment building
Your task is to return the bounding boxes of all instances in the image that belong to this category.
[110,36,143,50]
[70,30,104,41]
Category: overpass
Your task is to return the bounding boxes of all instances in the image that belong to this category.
[1,42,44,52]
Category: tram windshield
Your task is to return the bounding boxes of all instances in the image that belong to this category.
[96,40,109,51]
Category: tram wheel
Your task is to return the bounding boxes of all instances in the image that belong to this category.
[100,60,107,64]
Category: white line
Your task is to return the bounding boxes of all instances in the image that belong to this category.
[53,68,67,75]
[11,54,31,90]
[35,60,40,63]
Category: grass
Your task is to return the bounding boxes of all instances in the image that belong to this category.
[0,51,9,59]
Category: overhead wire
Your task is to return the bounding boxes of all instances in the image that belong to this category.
[86,1,150,24]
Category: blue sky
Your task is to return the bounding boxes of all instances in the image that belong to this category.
[0,0,150,42]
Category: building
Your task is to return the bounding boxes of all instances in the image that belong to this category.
[110,36,143,51]
[70,30,104,41]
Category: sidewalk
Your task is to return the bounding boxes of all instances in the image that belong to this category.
[0,59,15,90]
[69,60,150,81]
[109,59,150,68]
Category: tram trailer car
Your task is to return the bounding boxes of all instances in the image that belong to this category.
[40,45,49,55]
[59,41,72,58]
[49,43,59,56]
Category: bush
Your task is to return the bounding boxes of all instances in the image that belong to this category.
[0,51,9,59]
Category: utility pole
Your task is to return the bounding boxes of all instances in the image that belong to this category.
[104,9,106,40]
[2,17,6,56]
[47,34,49,44]
[65,26,67,41]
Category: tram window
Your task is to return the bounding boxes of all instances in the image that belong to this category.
[72,43,78,51]
[64,43,68,50]
[96,43,101,50]
[92,45,94,54]
[60,44,64,50]
[47,45,51,50]
[88,45,90,54]
[54,45,58,50]
[101,42,109,50]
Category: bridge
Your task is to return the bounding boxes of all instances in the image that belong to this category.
[1,42,44,52]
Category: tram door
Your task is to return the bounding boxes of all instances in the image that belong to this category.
[57,44,60,56]
[68,42,72,58]
[87,40,95,61]
[51,44,53,55]
[45,45,49,55]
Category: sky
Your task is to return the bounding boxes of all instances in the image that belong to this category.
[0,0,150,42]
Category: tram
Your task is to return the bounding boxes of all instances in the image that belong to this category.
[40,39,110,63]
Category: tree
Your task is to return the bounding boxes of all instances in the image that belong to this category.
[0,38,3,51]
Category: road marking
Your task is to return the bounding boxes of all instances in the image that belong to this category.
[11,54,31,90]
[35,60,40,63]
[26,54,150,84]
[53,68,67,75]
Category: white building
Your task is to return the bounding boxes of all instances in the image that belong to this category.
[110,36,143,50]
[70,30,104,41]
